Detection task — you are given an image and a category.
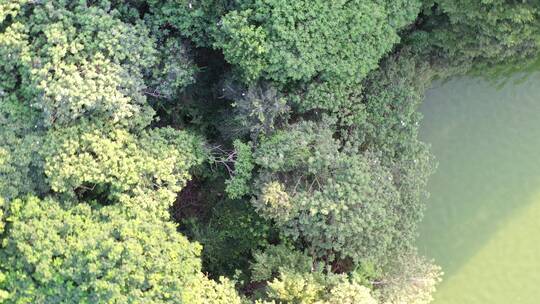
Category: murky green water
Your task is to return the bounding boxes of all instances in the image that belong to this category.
[418,72,540,304]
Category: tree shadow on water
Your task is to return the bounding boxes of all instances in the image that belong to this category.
[416,74,540,282]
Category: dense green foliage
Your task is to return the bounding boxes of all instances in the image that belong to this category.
[250,245,379,303]
[42,123,203,215]
[0,1,230,303]
[1,0,538,302]
[410,1,540,68]
[213,0,420,84]
[0,196,240,303]
[244,122,404,265]
[0,1,157,127]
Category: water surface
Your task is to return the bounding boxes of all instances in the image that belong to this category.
[418,72,540,303]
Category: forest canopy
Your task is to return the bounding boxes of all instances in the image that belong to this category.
[0,0,538,303]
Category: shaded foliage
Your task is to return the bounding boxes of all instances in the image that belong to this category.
[409,0,540,68]
[185,199,272,277]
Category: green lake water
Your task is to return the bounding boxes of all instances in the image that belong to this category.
[418,72,540,303]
